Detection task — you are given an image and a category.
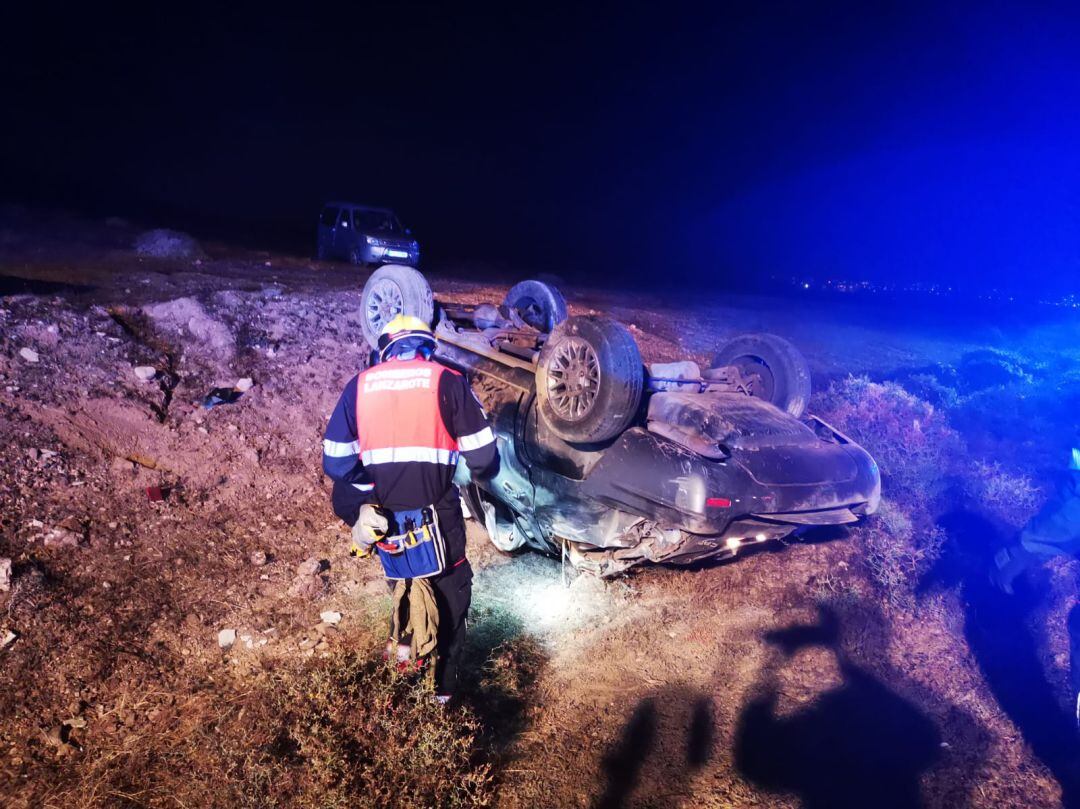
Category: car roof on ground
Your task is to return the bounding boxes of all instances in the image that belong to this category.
[324,202,394,213]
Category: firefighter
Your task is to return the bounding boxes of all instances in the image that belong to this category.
[992,443,1080,727]
[993,447,1080,594]
[322,314,498,703]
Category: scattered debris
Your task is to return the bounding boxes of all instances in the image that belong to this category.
[0,557,10,592]
[133,365,157,381]
[1,630,17,650]
[202,387,243,409]
[145,486,165,502]
[320,610,342,626]
[43,722,83,754]
[27,448,58,464]
[19,347,39,363]
[235,377,254,392]
[126,453,159,470]
[249,550,268,566]
[217,628,237,650]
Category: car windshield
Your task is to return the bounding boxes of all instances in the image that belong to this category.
[353,210,402,234]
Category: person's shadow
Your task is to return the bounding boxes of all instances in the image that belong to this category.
[593,690,714,809]
[733,605,944,809]
[932,508,1080,807]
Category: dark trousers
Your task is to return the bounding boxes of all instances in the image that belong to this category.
[429,559,472,696]
[331,479,472,696]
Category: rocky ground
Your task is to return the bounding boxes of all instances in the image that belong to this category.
[1,212,1078,807]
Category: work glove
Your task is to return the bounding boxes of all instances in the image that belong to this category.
[351,504,389,557]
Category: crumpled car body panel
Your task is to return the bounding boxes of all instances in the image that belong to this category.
[461,387,881,575]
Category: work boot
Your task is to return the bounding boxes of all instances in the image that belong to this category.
[990,543,1034,595]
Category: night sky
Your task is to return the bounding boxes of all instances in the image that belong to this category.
[3,2,1079,291]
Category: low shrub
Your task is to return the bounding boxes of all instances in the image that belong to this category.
[964,460,1045,530]
[814,376,963,503]
[133,229,204,259]
[44,647,495,808]
[814,377,960,604]
[861,500,946,607]
[955,347,1038,393]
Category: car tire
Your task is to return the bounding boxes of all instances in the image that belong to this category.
[316,241,328,261]
[503,280,568,333]
[536,315,644,444]
[710,333,812,418]
[359,264,435,350]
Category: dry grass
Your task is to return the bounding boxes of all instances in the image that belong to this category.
[36,643,496,809]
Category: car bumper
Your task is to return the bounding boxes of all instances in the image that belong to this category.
[362,245,420,266]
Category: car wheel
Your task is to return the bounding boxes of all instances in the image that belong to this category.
[710,333,812,418]
[316,241,327,260]
[503,279,568,333]
[359,264,435,349]
[536,315,643,444]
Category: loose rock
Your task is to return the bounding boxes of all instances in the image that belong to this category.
[19,348,39,363]
[249,550,268,566]
[0,557,10,592]
[295,557,321,577]
[42,528,83,548]
[133,366,157,381]
[289,557,325,598]
[217,628,237,650]
[320,610,342,626]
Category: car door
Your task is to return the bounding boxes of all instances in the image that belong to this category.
[317,206,338,258]
[334,208,354,258]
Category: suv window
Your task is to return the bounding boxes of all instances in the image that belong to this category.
[353,209,401,234]
[320,206,338,226]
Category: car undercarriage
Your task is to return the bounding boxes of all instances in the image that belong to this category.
[360,265,881,575]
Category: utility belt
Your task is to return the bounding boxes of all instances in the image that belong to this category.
[374,505,447,580]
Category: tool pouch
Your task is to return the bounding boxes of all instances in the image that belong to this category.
[375,506,446,580]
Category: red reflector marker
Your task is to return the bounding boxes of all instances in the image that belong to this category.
[706,497,731,508]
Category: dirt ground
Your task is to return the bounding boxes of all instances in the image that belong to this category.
[1,214,1077,807]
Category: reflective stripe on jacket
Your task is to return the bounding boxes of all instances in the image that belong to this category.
[322,356,497,514]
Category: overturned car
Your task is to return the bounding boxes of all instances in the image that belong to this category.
[359,265,881,576]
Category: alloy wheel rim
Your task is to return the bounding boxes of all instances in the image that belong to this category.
[366,279,404,336]
[546,337,600,421]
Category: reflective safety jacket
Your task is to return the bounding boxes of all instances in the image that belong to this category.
[322,357,497,513]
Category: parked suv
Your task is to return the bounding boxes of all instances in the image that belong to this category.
[316,202,420,267]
